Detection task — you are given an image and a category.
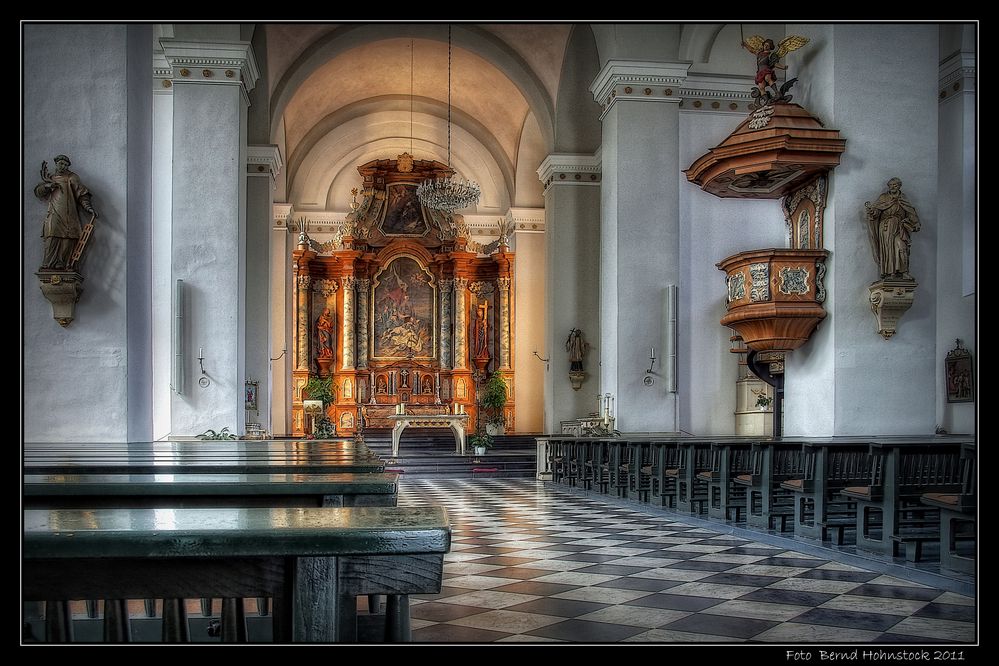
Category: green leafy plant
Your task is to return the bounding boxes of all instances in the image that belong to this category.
[197,427,238,440]
[304,376,336,408]
[481,372,508,426]
[469,432,494,451]
[305,376,338,439]
[755,393,773,409]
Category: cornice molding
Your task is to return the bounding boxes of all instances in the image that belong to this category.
[160,39,259,104]
[938,51,976,103]
[247,144,284,181]
[537,153,602,192]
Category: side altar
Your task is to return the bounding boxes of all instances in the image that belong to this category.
[289,154,515,437]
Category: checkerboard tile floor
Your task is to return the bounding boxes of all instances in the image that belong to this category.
[399,479,976,644]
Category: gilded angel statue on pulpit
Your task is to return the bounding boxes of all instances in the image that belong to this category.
[742,35,809,107]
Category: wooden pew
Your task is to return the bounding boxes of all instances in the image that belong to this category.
[735,441,807,532]
[23,472,399,509]
[23,506,450,643]
[841,439,966,557]
[23,440,385,476]
[700,441,756,522]
[780,440,872,542]
[919,442,975,573]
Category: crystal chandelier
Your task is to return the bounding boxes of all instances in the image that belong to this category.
[417,25,481,213]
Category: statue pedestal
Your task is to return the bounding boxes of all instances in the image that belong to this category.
[36,271,84,327]
[869,278,917,340]
[568,371,586,391]
[316,357,333,377]
[472,354,490,374]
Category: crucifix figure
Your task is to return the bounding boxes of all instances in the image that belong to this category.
[400,368,410,389]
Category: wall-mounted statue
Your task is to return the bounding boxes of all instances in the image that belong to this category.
[33,155,99,326]
[864,177,921,339]
[566,328,589,390]
[741,35,809,109]
[864,177,920,280]
[35,155,98,271]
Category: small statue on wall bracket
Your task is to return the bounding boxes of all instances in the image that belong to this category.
[741,35,809,109]
[33,155,99,326]
[863,177,921,339]
[566,328,589,390]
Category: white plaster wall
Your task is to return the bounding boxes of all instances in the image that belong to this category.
[544,183,601,432]
[513,231,546,432]
[169,80,247,434]
[679,112,786,435]
[935,76,976,435]
[787,24,939,436]
[23,24,133,442]
[151,81,174,440]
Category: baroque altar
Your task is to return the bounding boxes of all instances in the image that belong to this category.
[290,154,515,436]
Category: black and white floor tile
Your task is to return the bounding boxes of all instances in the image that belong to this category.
[399,479,976,644]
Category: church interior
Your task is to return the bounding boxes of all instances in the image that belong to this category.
[22,22,977,646]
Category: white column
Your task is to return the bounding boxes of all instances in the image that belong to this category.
[151,44,174,440]
[453,277,468,369]
[341,275,356,370]
[270,203,293,435]
[537,155,601,432]
[591,61,688,433]
[164,38,258,435]
[246,145,283,429]
[508,208,547,434]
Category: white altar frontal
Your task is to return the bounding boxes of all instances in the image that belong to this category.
[389,414,470,458]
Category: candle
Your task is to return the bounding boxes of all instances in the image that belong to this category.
[651,347,655,359]
[199,347,204,358]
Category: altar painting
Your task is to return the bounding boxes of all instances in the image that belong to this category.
[373,256,436,358]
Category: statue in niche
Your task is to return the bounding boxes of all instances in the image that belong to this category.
[472,300,489,359]
[317,308,335,358]
[376,375,388,394]
[741,35,809,108]
[34,155,98,270]
[864,178,921,279]
[422,376,434,395]
[566,328,589,372]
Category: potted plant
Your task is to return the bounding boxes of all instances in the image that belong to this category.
[481,372,508,436]
[469,432,493,456]
[304,376,337,438]
[755,393,773,411]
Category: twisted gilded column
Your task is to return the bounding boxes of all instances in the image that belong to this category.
[453,277,468,369]
[295,275,312,371]
[439,278,453,369]
[498,277,511,370]
[341,275,356,370]
[356,278,370,369]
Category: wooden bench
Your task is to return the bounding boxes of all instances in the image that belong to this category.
[23,440,386,475]
[701,442,755,522]
[735,442,806,532]
[23,506,450,643]
[919,443,976,572]
[841,440,966,556]
[23,472,400,509]
[780,441,872,541]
